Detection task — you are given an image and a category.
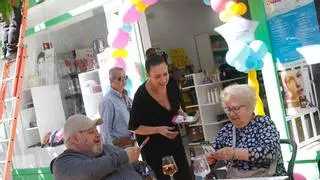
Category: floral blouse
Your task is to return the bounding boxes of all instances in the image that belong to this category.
[212,115,287,176]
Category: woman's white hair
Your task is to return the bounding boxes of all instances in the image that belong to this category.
[220,84,257,112]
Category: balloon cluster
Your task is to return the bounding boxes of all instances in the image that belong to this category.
[213,15,269,73]
[206,0,269,73]
[225,39,268,72]
[204,0,268,115]
[206,0,247,22]
[105,0,158,70]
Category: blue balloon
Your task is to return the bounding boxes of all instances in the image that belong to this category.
[234,62,247,73]
[249,40,268,60]
[245,56,257,70]
[225,51,236,66]
[226,42,251,67]
[256,59,264,70]
[203,0,211,6]
[125,77,133,97]
[122,24,132,33]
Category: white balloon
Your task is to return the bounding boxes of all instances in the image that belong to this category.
[297,44,320,65]
[107,14,123,33]
[96,47,116,70]
[214,16,259,47]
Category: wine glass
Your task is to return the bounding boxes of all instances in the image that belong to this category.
[191,155,211,180]
[162,156,178,180]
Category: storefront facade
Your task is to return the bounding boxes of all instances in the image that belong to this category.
[1,0,318,179]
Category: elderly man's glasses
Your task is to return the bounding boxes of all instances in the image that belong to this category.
[224,105,246,114]
[117,75,128,82]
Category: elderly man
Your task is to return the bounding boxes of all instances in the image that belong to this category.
[52,114,142,180]
[99,67,134,148]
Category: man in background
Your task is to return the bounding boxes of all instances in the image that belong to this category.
[0,0,22,60]
[52,114,142,180]
[99,67,134,148]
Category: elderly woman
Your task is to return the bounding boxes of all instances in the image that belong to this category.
[206,84,287,178]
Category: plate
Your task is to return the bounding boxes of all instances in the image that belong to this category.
[172,112,200,124]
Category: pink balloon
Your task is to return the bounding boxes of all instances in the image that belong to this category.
[123,5,142,24]
[114,58,127,71]
[108,29,129,49]
[141,0,158,5]
[211,0,229,12]
[293,173,307,180]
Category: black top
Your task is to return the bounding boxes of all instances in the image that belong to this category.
[129,78,182,155]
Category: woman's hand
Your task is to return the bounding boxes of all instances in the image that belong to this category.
[205,152,217,165]
[178,109,188,118]
[178,108,189,125]
[211,147,235,160]
[157,126,179,139]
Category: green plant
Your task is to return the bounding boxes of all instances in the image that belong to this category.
[0,0,12,23]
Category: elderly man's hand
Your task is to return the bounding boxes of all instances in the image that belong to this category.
[125,147,141,163]
[113,137,135,149]
[211,147,235,161]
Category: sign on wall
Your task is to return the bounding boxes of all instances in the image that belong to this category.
[264,0,320,64]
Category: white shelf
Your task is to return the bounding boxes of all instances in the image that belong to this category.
[84,92,103,96]
[188,142,202,146]
[189,123,202,127]
[286,107,318,120]
[203,119,229,126]
[212,48,228,52]
[79,70,103,118]
[196,76,247,88]
[200,102,220,107]
[181,85,195,90]
[185,104,199,109]
[184,73,232,144]
[22,107,35,111]
[26,127,39,131]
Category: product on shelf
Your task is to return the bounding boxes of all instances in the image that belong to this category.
[216,113,228,122]
[83,80,102,95]
[182,74,194,88]
[169,48,192,69]
[187,126,204,142]
[206,88,220,104]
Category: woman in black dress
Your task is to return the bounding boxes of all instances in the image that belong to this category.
[129,55,192,180]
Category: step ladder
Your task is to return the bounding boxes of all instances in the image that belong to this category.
[0,1,28,179]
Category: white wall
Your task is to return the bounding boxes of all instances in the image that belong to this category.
[27,0,93,28]
[146,0,222,71]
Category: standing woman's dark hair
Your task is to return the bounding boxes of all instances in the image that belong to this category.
[145,55,167,74]
[145,48,157,57]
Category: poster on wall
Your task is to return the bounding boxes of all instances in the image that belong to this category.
[279,69,306,110]
[264,0,320,65]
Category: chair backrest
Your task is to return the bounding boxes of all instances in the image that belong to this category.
[280,139,297,180]
[50,157,56,174]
